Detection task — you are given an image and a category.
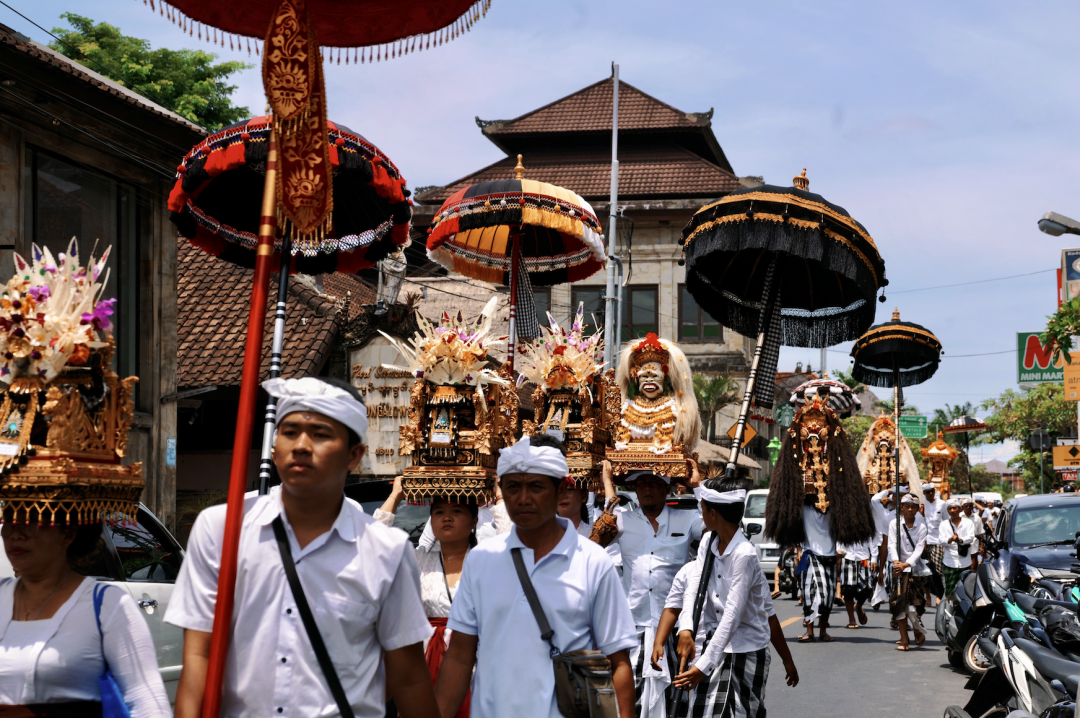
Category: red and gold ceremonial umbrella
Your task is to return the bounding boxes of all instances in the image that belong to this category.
[148,2,492,715]
[426,156,606,370]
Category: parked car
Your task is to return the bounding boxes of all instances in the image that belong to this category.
[0,504,185,701]
[740,489,778,576]
[986,494,1080,590]
[344,478,430,545]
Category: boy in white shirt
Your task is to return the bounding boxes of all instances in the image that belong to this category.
[837,538,876,629]
[672,480,799,717]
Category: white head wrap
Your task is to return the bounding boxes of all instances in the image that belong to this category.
[625,471,671,486]
[922,482,935,492]
[901,493,921,505]
[263,377,368,441]
[497,436,568,480]
[945,498,960,508]
[698,486,746,504]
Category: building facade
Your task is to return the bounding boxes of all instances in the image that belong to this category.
[0,25,206,528]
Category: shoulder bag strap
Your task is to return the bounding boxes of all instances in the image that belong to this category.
[272,516,356,718]
[93,583,108,670]
[510,547,559,658]
[439,552,453,606]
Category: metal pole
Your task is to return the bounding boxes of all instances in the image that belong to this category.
[603,63,620,369]
[201,125,278,718]
[258,234,292,495]
[820,346,827,376]
[966,433,974,497]
[725,255,779,478]
[612,255,624,353]
[894,364,902,576]
[1040,434,1045,495]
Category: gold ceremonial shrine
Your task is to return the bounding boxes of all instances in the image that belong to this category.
[0,341,142,524]
[797,401,832,513]
[398,364,517,503]
[922,431,959,499]
[523,371,621,490]
[863,415,905,495]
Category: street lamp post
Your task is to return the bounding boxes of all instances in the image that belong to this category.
[1038,212,1080,479]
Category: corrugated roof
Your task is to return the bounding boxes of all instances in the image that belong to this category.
[177,240,343,388]
[416,145,740,204]
[0,23,205,134]
[481,78,708,135]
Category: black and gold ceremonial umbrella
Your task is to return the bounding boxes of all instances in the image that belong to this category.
[851,309,942,564]
[680,169,888,477]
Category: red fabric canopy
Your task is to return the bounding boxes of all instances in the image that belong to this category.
[168,0,486,46]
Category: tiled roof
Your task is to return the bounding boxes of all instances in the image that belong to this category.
[416,145,740,204]
[177,240,343,388]
[481,78,709,135]
[320,273,378,322]
[0,23,205,133]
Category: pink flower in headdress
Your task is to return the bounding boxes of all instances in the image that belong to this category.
[81,297,116,331]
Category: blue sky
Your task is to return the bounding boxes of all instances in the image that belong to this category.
[8,0,1080,463]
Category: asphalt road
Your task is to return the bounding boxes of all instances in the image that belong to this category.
[760,593,972,717]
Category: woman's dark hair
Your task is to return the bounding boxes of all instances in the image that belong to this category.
[67,521,104,568]
[701,477,752,525]
[309,376,366,447]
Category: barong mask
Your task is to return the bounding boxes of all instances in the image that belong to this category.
[921,431,959,499]
[797,402,831,513]
[764,396,876,548]
[613,333,699,457]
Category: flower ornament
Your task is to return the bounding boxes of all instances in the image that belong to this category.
[0,238,112,384]
[518,302,605,393]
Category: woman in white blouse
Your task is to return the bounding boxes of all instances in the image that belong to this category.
[0,514,170,717]
[377,477,477,718]
[939,499,975,597]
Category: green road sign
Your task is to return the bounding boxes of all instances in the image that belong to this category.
[898,415,928,439]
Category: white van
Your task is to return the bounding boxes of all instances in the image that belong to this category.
[741,489,779,575]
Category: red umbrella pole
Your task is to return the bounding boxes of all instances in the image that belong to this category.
[200,128,279,718]
[507,230,520,373]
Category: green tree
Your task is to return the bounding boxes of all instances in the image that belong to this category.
[833,369,866,396]
[693,373,739,443]
[928,402,975,447]
[878,400,919,416]
[1041,296,1080,365]
[981,383,1076,493]
[50,13,251,130]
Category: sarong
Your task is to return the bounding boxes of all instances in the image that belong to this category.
[632,626,677,718]
[889,572,926,621]
[839,559,872,601]
[688,647,770,718]
[801,551,836,622]
[426,617,470,718]
[942,565,965,598]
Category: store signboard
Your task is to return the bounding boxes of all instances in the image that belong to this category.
[1063,249,1080,302]
[349,336,414,476]
[1017,332,1064,383]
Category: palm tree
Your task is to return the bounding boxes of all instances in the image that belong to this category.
[833,368,866,396]
[693,373,740,442]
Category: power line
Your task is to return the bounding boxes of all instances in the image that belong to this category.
[889,268,1054,294]
[0,2,188,118]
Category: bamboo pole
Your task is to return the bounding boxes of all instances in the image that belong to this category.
[725,255,778,479]
[200,126,278,718]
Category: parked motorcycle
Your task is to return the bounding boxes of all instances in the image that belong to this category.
[778,546,799,601]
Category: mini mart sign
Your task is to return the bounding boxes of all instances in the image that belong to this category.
[1017,332,1064,384]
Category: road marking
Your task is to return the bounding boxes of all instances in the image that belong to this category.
[780,616,802,628]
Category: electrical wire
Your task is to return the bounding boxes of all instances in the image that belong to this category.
[889,268,1055,294]
[0,1,191,119]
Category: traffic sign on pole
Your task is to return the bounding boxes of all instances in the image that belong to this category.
[897,415,927,439]
[1053,444,1080,470]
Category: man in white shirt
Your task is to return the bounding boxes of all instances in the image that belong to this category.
[590,462,704,716]
[889,494,928,651]
[671,481,798,717]
[167,377,437,718]
[436,435,637,718]
[939,498,976,597]
[962,499,985,571]
[921,482,947,605]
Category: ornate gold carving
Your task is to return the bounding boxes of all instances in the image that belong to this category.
[921,431,959,500]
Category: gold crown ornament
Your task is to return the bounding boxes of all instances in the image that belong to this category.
[519,303,620,489]
[0,239,142,525]
[379,298,517,503]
